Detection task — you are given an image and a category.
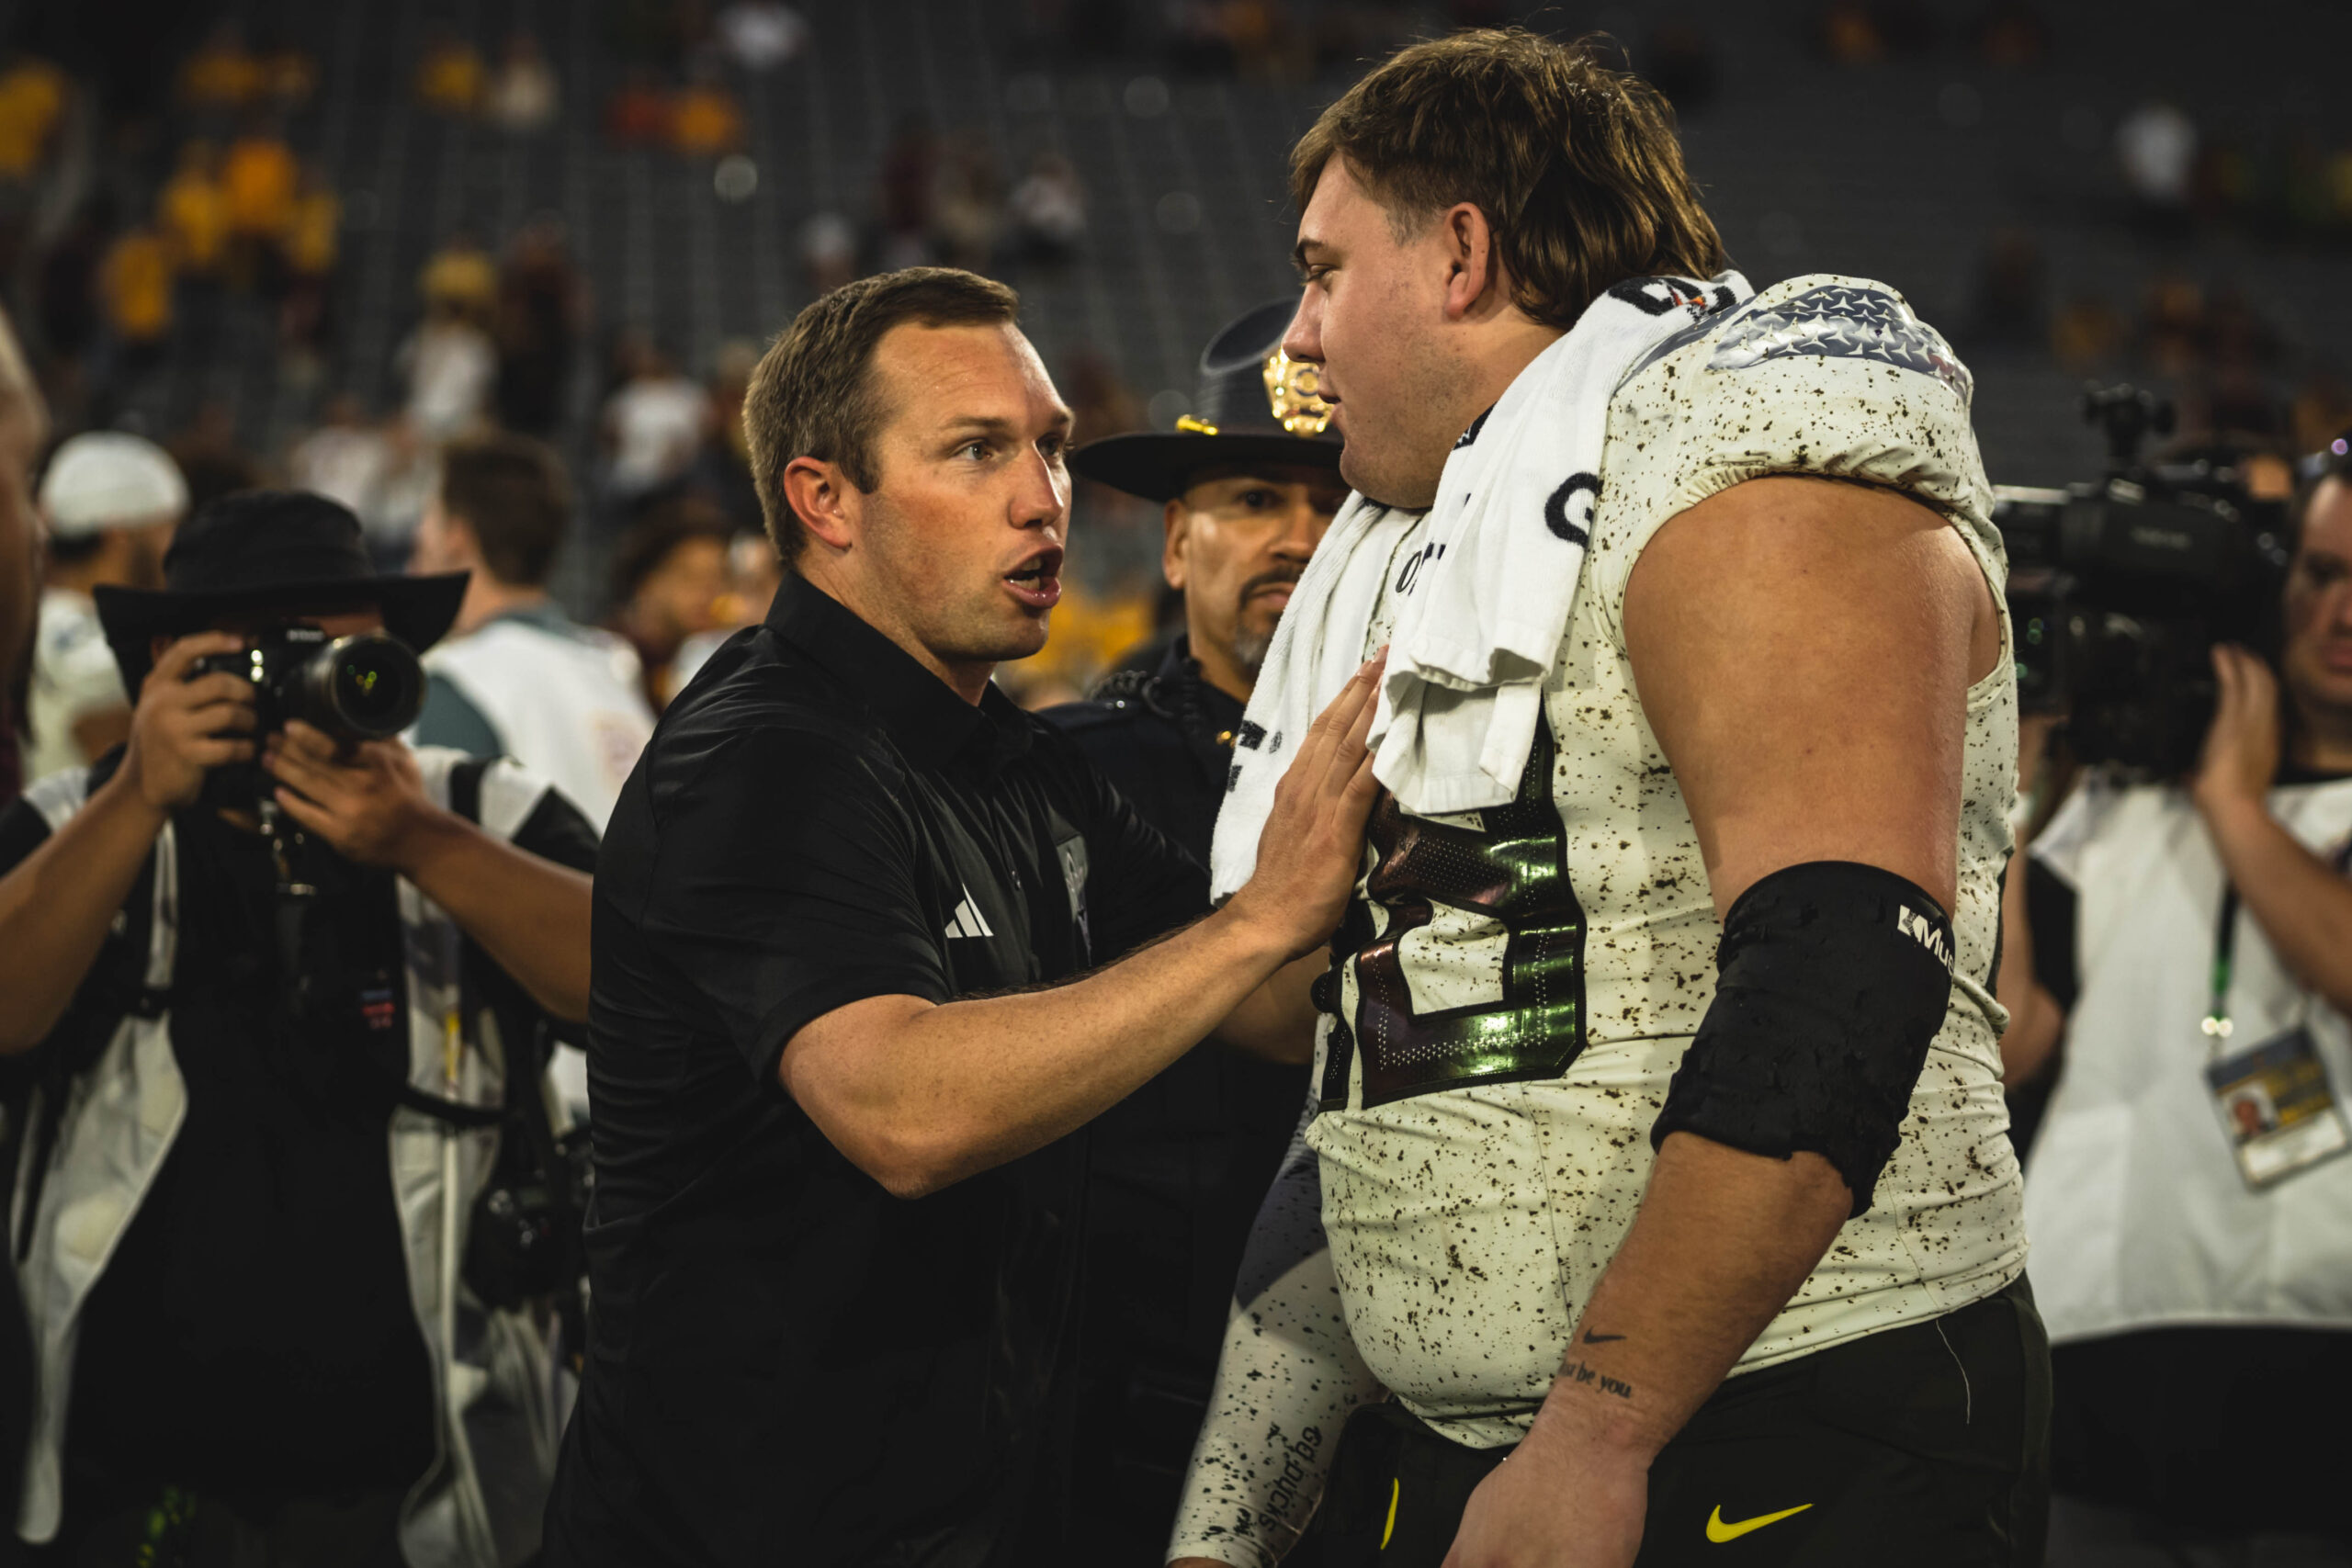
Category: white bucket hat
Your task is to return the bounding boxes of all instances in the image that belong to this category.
[39,432,190,538]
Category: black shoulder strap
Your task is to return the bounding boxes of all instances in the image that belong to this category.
[448,754,495,829]
[392,1084,508,1128]
[380,753,503,1130]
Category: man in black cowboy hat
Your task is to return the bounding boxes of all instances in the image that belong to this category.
[1046,298,1348,1561]
[0,491,597,1565]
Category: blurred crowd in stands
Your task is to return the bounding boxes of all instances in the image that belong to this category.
[2,27,337,425]
[1966,247,2352,465]
[0,8,831,729]
[0,0,2347,721]
[0,0,1188,710]
[1813,0,2352,243]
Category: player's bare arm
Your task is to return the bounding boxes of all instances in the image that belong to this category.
[1442,476,1999,1567]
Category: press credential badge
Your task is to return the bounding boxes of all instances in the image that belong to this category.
[2204,1026,2351,1190]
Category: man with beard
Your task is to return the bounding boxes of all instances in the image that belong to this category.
[1046,299,1349,1559]
[1174,28,2042,1568]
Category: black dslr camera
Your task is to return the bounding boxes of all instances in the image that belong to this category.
[1996,386,2290,775]
[190,624,425,739]
[188,625,425,805]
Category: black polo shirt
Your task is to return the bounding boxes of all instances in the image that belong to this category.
[543,575,1207,1568]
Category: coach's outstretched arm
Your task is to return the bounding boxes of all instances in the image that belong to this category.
[1441,476,2001,1568]
[780,656,1383,1201]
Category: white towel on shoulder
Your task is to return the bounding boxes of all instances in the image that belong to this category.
[1209,272,1751,902]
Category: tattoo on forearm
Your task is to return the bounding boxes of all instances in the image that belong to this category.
[1561,1359,1635,1400]
[1580,1328,1625,1344]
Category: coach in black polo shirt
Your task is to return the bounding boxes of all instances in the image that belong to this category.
[540,267,1378,1568]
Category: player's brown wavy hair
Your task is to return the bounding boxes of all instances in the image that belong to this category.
[1290,28,1727,330]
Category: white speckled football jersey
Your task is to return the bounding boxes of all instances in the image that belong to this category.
[1304,274,2029,1448]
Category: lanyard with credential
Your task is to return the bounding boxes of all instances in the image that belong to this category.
[2203,887,2245,1046]
[2204,833,2352,1046]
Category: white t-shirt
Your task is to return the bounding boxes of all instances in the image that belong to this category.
[2026,773,2352,1343]
[416,606,655,829]
[27,588,128,786]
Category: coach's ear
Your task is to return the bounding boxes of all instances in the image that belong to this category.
[783,456,860,558]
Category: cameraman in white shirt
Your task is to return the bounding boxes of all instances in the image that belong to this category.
[2006,445,2352,1564]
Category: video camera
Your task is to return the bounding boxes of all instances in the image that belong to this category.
[1996,386,2290,775]
[189,625,425,807]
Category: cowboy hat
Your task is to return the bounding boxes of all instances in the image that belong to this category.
[1071,298,1342,503]
[95,490,467,693]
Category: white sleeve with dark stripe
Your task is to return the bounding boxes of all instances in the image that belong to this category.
[1166,1091,1384,1568]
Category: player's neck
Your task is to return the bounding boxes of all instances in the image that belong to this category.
[1464,318,1566,419]
[1380,320,1566,512]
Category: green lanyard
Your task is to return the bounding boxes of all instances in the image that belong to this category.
[2205,834,2352,1043]
[2203,887,2242,1043]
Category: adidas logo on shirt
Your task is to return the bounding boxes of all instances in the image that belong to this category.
[944,886,994,941]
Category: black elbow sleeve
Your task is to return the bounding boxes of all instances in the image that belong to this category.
[1650,861,1956,1217]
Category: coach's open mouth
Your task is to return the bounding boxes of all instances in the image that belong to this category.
[1004,547,1064,611]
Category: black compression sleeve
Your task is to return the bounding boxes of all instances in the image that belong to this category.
[1650,861,1956,1216]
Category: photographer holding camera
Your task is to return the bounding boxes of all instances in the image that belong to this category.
[0,492,597,1566]
[2007,442,2352,1562]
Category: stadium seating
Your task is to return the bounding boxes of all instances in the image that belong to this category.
[132,0,2352,561]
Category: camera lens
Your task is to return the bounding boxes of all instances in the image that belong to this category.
[338,649,406,724]
[296,632,424,739]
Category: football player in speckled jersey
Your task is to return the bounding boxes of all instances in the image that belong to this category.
[1170,28,2047,1568]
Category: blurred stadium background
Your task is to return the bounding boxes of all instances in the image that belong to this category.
[2,0,2348,701]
